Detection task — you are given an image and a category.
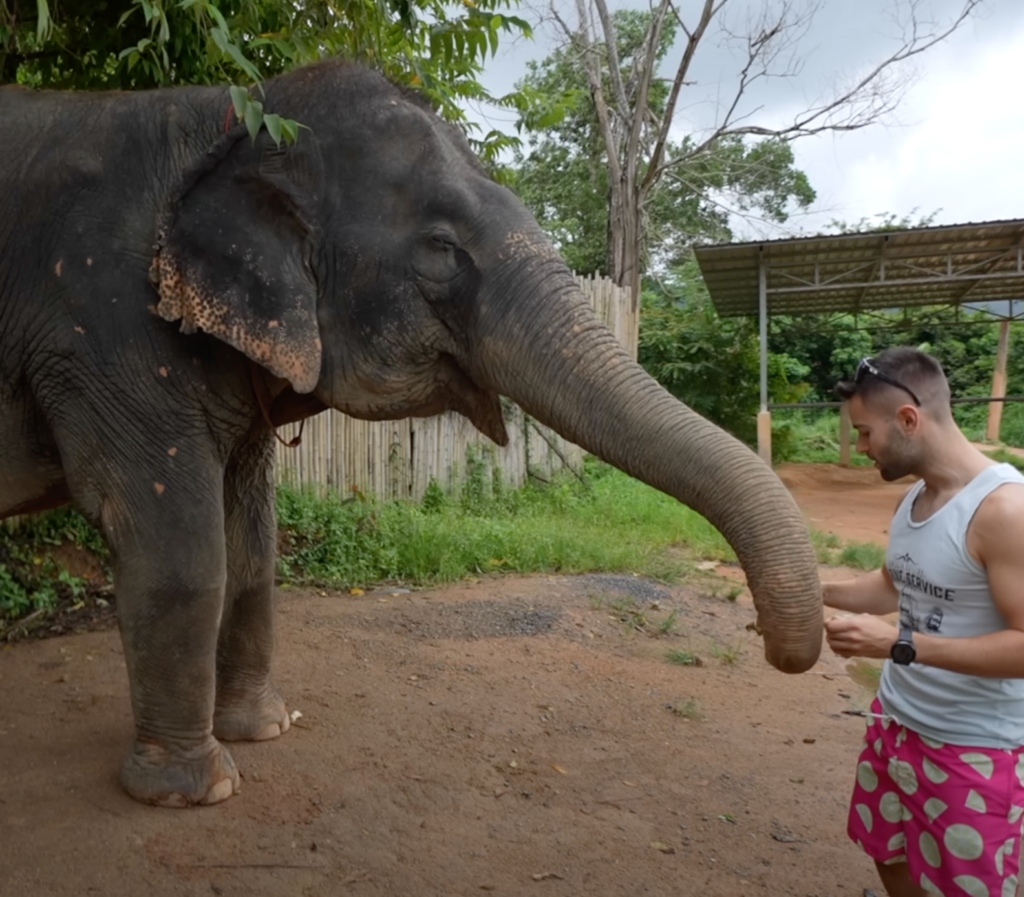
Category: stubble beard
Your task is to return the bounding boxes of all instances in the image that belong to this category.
[876,426,919,482]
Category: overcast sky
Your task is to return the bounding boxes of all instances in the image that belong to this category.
[473,0,1024,239]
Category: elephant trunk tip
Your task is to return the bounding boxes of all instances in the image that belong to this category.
[764,642,823,674]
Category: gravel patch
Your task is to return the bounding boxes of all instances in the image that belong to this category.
[364,599,562,640]
[565,573,672,605]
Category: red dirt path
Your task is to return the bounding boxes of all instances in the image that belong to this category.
[0,464,907,897]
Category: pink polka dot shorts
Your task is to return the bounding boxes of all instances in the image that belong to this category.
[848,697,1024,896]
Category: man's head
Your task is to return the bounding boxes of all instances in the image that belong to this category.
[835,348,952,481]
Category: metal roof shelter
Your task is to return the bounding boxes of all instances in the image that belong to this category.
[693,219,1024,463]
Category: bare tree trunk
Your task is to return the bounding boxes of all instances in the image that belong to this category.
[551,0,981,300]
[608,176,641,313]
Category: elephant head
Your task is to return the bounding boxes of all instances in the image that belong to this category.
[151,61,822,674]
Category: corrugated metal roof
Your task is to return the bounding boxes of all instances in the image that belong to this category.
[694,219,1024,317]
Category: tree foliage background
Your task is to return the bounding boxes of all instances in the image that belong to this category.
[636,214,1024,451]
[509,9,815,279]
[0,0,532,161]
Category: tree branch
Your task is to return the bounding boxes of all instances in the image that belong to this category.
[650,0,980,190]
[571,0,622,187]
[642,0,723,194]
[588,0,630,125]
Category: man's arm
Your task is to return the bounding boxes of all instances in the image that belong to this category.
[823,567,899,615]
[828,484,1024,678]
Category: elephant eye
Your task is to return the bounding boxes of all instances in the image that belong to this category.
[431,232,457,252]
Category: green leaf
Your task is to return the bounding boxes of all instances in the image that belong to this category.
[264,112,283,146]
[244,99,264,142]
[35,0,51,41]
[209,26,229,53]
[229,85,249,122]
[224,42,262,83]
[281,119,300,144]
[207,5,229,31]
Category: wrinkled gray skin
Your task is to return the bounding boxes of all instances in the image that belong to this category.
[0,61,822,807]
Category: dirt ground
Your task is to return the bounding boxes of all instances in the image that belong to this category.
[1,463,911,897]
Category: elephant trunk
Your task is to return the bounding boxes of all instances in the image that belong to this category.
[472,248,822,674]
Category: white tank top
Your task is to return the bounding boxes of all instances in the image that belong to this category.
[878,462,1024,749]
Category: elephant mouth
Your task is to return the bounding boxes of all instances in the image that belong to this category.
[436,354,509,447]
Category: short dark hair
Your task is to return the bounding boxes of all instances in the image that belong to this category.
[836,348,948,408]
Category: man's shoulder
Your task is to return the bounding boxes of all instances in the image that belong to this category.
[970,481,1024,566]
[977,480,1024,521]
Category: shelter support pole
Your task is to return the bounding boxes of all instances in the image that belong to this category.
[757,258,772,466]
[986,318,1011,442]
[839,403,852,467]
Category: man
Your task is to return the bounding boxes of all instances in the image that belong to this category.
[823,347,1024,897]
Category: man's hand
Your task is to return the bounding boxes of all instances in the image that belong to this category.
[824,614,897,660]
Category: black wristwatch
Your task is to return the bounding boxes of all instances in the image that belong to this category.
[891,626,916,666]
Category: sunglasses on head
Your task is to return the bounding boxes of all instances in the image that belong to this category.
[854,357,921,406]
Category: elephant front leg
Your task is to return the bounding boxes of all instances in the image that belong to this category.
[108,496,240,807]
[213,430,291,743]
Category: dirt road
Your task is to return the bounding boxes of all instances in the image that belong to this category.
[0,464,898,897]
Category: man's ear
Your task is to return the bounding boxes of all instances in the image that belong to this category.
[150,126,324,393]
[897,404,922,434]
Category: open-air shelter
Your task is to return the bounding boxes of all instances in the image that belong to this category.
[693,219,1024,464]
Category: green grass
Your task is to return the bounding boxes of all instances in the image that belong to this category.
[667,698,704,720]
[709,641,742,664]
[838,542,887,570]
[809,531,885,570]
[276,461,733,589]
[0,507,103,623]
[658,608,680,635]
[665,649,702,667]
[3,453,888,626]
[983,448,1024,474]
[771,410,873,466]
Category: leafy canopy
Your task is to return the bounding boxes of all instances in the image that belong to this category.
[0,0,532,160]
[508,9,815,278]
[638,256,808,445]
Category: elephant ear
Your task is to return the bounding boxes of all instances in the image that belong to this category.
[151,127,324,394]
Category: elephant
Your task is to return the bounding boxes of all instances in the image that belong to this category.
[0,60,822,807]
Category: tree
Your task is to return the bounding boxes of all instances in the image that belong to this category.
[638,255,808,444]
[510,10,814,277]
[519,0,981,307]
[0,0,532,161]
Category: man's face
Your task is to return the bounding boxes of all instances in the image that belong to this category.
[848,393,921,482]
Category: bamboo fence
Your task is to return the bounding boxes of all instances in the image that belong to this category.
[274,274,635,500]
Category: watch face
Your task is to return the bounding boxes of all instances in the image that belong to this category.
[891,641,916,666]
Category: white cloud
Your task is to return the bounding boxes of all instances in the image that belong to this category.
[777,7,1024,236]
[475,0,1024,238]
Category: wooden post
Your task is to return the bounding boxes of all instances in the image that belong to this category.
[757,411,772,466]
[839,403,852,467]
[986,318,1011,442]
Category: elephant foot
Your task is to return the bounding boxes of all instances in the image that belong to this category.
[120,736,240,808]
[213,685,291,742]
